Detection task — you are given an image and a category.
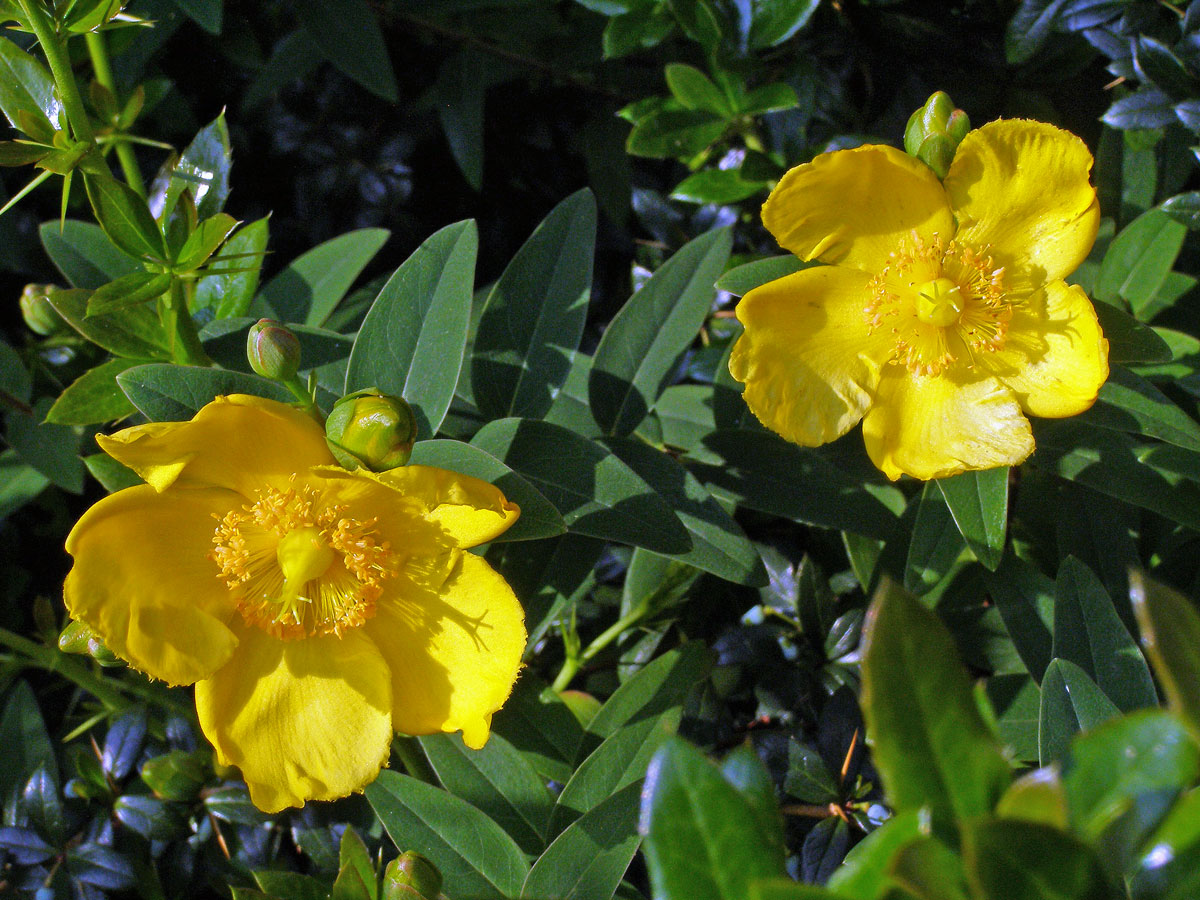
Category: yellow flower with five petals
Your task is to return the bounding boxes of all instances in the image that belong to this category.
[63,394,525,812]
[730,119,1110,480]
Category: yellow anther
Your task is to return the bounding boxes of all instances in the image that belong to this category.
[915,277,963,326]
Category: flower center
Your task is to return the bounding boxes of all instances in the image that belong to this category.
[865,233,1011,376]
[210,482,398,640]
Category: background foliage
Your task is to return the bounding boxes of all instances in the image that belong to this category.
[3,0,1200,898]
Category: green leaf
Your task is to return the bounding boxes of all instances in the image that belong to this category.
[522,781,643,900]
[1092,300,1172,364]
[1159,191,1200,230]
[117,364,290,422]
[641,738,787,900]
[1130,788,1200,900]
[1051,557,1156,713]
[46,288,168,359]
[472,189,596,420]
[904,482,967,594]
[471,418,689,553]
[333,827,377,900]
[491,675,586,785]
[346,221,476,437]
[738,83,800,116]
[715,257,808,297]
[418,732,554,856]
[1005,0,1069,64]
[670,169,766,205]
[366,770,529,900]
[0,450,49,518]
[195,216,269,318]
[827,809,924,898]
[45,357,148,425]
[169,0,222,33]
[995,766,1068,829]
[199,318,352,373]
[586,642,711,742]
[1038,659,1121,765]
[783,740,837,803]
[5,397,83,492]
[85,172,166,262]
[0,36,61,134]
[162,112,233,222]
[40,220,142,289]
[985,555,1054,679]
[936,467,1008,570]
[407,439,565,543]
[258,228,390,327]
[603,5,674,58]
[1131,572,1200,740]
[1064,710,1200,840]
[86,272,172,317]
[889,836,970,900]
[1084,365,1200,452]
[748,881,852,900]
[747,0,820,49]
[667,0,723,50]
[253,872,328,900]
[860,584,1011,824]
[1095,209,1187,313]
[690,430,900,540]
[664,63,730,115]
[987,675,1041,763]
[0,681,56,799]
[295,0,397,101]
[175,213,238,271]
[1135,35,1200,101]
[626,108,726,159]
[962,818,1109,900]
[590,227,730,436]
[603,437,766,585]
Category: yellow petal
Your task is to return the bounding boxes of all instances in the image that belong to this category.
[982,280,1109,418]
[64,485,240,685]
[861,367,1034,480]
[730,266,893,446]
[945,120,1099,295]
[762,143,955,272]
[195,626,393,813]
[365,551,525,749]
[98,394,335,494]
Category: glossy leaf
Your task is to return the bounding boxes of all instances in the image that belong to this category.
[194,215,269,318]
[472,189,596,419]
[590,227,730,436]
[861,584,1011,824]
[1038,659,1120,765]
[665,63,730,115]
[117,364,291,422]
[0,681,55,799]
[0,35,61,133]
[904,482,967,593]
[175,212,239,271]
[258,228,390,326]
[1086,365,1200,452]
[936,467,1007,570]
[85,172,166,262]
[585,642,712,743]
[86,271,172,317]
[162,113,233,222]
[827,809,924,898]
[1131,572,1200,739]
[715,255,809,296]
[346,220,476,437]
[491,675,586,785]
[995,767,1068,829]
[1129,788,1200,900]
[367,770,529,900]
[1095,209,1187,312]
[40,219,142,289]
[6,397,84,492]
[1091,301,1171,364]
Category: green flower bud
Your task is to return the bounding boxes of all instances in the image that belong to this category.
[325,389,417,472]
[246,319,301,381]
[903,91,971,179]
[58,619,124,667]
[140,750,211,802]
[20,284,66,336]
[383,852,443,900]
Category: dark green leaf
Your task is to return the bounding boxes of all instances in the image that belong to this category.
[0,681,55,800]
[1131,572,1200,739]
[715,256,809,297]
[1159,191,1200,230]
[169,0,222,32]
[253,872,329,900]
[295,0,397,101]
[195,215,269,318]
[1085,365,1200,452]
[435,50,487,190]
[671,169,766,205]
[667,0,723,50]
[0,451,49,518]
[1051,557,1156,712]
[985,554,1054,679]
[860,584,1011,824]
[1102,88,1177,130]
[162,112,233,222]
[45,356,148,425]
[738,83,800,115]
[826,809,923,897]
[1095,210,1187,313]
[471,418,689,553]
[936,468,1008,571]
[664,63,730,115]
[747,0,820,48]
[367,770,529,900]
[784,740,838,803]
[1129,788,1200,900]
[1005,0,1068,63]
[603,5,674,58]
[0,35,61,133]
[586,642,712,742]
[904,482,967,593]
[1092,301,1172,364]
[994,766,1068,829]
[408,439,565,543]
[333,827,376,900]
[1038,659,1121,765]
[626,108,726,159]
[522,781,643,900]
[690,430,900,540]
[47,288,168,359]
[347,221,476,437]
[472,189,596,420]
[86,271,172,317]
[40,220,142,290]
[419,732,554,855]
[491,674,586,785]
[642,738,787,900]
[5,397,83,492]
[85,171,166,262]
[117,364,291,422]
[1135,35,1200,102]
[963,818,1109,900]
[258,228,390,327]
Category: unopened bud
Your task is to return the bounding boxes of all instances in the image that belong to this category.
[325,389,417,472]
[58,619,123,667]
[20,284,66,336]
[246,319,301,381]
[904,91,971,179]
[383,852,443,900]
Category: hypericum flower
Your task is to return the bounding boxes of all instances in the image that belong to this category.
[729,119,1109,480]
[63,395,525,812]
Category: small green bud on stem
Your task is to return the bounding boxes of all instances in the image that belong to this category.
[20,284,67,336]
[325,389,418,472]
[383,852,444,900]
[903,91,971,179]
[58,619,123,667]
[246,319,302,381]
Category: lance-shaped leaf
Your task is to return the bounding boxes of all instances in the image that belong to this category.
[174,213,239,272]
[1131,571,1200,739]
[161,112,233,222]
[0,36,61,134]
[86,272,172,317]
[85,172,166,262]
[936,467,1008,570]
[257,228,390,326]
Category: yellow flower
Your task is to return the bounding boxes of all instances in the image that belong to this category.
[63,394,525,812]
[730,119,1109,480]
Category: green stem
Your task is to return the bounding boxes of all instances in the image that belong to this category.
[85,31,145,196]
[282,375,324,424]
[392,736,439,785]
[18,0,94,144]
[551,601,650,693]
[161,278,211,366]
